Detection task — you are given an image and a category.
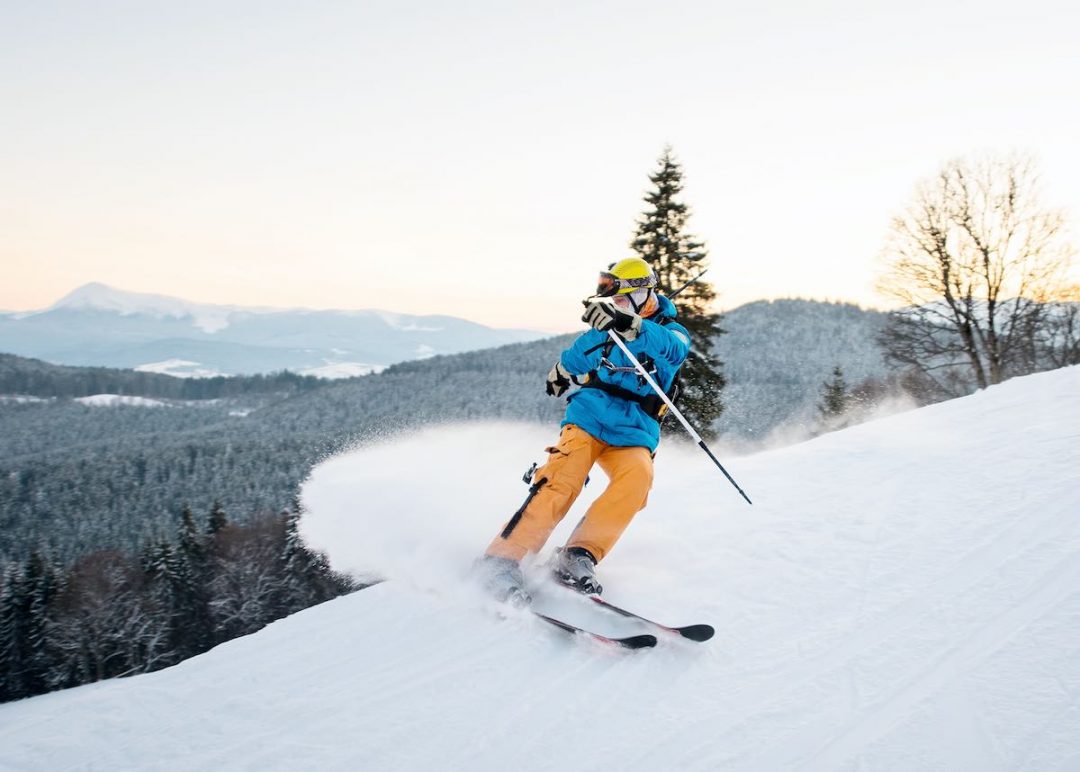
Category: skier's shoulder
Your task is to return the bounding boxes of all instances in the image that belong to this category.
[648,296,691,348]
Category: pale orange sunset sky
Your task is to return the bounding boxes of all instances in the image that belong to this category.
[2,0,1078,332]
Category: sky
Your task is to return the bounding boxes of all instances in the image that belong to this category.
[2,0,1078,332]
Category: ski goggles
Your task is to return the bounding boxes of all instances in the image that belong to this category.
[596,271,656,297]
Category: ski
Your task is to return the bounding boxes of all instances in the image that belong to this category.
[586,595,714,642]
[531,611,657,649]
[554,580,714,642]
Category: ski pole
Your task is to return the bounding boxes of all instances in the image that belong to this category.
[606,330,753,505]
[668,268,708,299]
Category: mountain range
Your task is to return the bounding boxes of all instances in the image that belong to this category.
[0,283,547,377]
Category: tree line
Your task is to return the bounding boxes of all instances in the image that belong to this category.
[0,353,329,400]
[0,502,357,704]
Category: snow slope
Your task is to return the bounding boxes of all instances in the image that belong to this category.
[2,366,1079,771]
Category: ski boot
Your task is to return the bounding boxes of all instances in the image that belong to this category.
[552,547,603,595]
[474,555,531,607]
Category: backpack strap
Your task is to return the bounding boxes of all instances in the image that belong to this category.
[579,378,667,421]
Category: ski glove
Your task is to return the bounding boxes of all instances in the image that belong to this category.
[546,361,589,397]
[581,298,643,340]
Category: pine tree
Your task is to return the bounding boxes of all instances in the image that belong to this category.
[207,501,228,536]
[817,365,851,434]
[24,552,60,695]
[631,146,726,436]
[139,538,185,668]
[0,552,60,701]
[0,565,21,701]
[175,505,212,655]
[280,506,312,612]
[819,366,850,418]
[279,501,355,614]
[178,505,205,565]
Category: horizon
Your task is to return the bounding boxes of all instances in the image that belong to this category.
[3,1,1079,330]
[4,279,890,335]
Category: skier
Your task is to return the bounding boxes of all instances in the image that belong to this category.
[477,257,691,603]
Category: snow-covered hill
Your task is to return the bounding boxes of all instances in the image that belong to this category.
[0,283,546,376]
[2,366,1078,771]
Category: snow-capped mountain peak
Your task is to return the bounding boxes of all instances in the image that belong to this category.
[1,283,547,376]
[53,282,191,315]
[49,283,233,333]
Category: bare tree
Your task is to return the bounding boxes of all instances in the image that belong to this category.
[1042,284,1080,369]
[877,153,1076,397]
[206,519,284,640]
[44,552,170,687]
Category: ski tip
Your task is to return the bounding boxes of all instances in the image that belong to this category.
[615,633,658,649]
[677,624,715,642]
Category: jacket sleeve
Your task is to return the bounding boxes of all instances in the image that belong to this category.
[559,331,608,375]
[633,318,691,369]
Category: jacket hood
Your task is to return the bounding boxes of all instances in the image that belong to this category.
[652,293,678,320]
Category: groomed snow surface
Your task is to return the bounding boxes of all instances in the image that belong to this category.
[3,366,1079,771]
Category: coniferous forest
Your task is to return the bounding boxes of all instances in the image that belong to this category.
[0,302,903,570]
[0,503,355,703]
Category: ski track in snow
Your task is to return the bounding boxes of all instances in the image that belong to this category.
[1,366,1078,771]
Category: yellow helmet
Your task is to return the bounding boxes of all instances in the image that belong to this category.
[596,257,657,297]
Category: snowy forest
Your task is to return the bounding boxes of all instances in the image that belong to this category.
[1,300,893,568]
[1,504,355,703]
[0,354,327,399]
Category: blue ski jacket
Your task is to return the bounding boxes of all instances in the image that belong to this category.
[560,294,691,452]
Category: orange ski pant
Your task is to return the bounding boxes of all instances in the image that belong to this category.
[485,424,653,563]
